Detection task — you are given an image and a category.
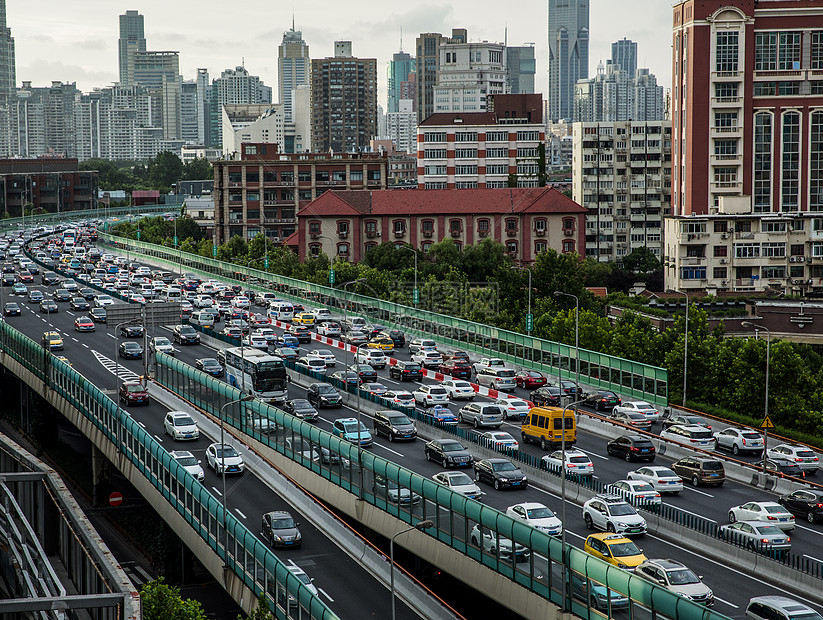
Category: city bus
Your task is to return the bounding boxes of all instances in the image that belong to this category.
[62,228,77,248]
[223,347,288,404]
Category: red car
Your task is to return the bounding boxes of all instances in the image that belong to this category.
[515,370,547,389]
[119,381,149,406]
[17,272,33,283]
[439,359,472,380]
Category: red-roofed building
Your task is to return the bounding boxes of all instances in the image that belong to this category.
[297,187,586,263]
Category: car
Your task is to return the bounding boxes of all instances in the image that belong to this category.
[583,495,647,536]
[360,382,388,397]
[440,379,475,400]
[380,329,406,348]
[425,404,459,425]
[778,489,823,523]
[660,424,716,449]
[12,282,27,295]
[439,359,472,380]
[764,458,805,478]
[308,349,337,366]
[0,273,13,286]
[169,450,204,481]
[79,288,97,301]
[413,384,449,407]
[205,443,245,475]
[54,355,71,366]
[120,324,145,338]
[718,521,791,554]
[281,399,319,422]
[440,347,470,363]
[172,324,200,345]
[129,293,146,304]
[356,348,387,369]
[474,458,528,490]
[74,316,95,332]
[94,295,115,307]
[495,398,530,420]
[118,380,149,405]
[714,427,765,456]
[529,386,562,407]
[388,360,423,381]
[342,362,374,383]
[479,431,520,451]
[746,596,823,620]
[506,502,562,535]
[311,307,331,321]
[384,390,415,407]
[69,297,91,311]
[584,389,622,411]
[306,383,342,408]
[610,409,652,431]
[195,357,224,376]
[221,326,243,339]
[583,533,647,570]
[556,379,583,398]
[373,473,421,505]
[613,400,661,422]
[470,525,531,563]
[261,510,302,549]
[514,370,547,389]
[52,289,72,302]
[149,337,175,356]
[39,299,58,313]
[292,312,315,326]
[408,338,438,354]
[433,471,483,500]
[729,501,795,531]
[627,466,684,494]
[329,370,360,386]
[671,457,725,487]
[41,271,60,285]
[332,417,373,447]
[118,341,143,359]
[3,302,20,316]
[342,331,369,346]
[457,402,504,428]
[661,413,711,431]
[243,334,269,349]
[164,411,200,440]
[767,444,819,474]
[542,449,594,477]
[366,336,394,353]
[635,559,714,606]
[424,438,473,468]
[287,324,312,343]
[278,565,318,609]
[28,289,44,303]
[272,346,298,361]
[42,331,64,350]
[606,435,656,462]
[605,480,662,509]
[16,272,33,283]
[412,349,443,368]
[568,573,630,612]
[316,321,342,337]
[90,307,107,323]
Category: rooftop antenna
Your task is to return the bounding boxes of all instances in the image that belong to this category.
[504,23,508,48]
[292,12,295,31]
[400,26,403,52]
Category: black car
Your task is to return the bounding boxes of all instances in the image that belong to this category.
[288,325,312,343]
[118,341,143,359]
[585,390,622,411]
[52,289,72,302]
[329,370,360,386]
[381,329,406,348]
[195,357,224,377]
[348,363,377,383]
[662,413,711,431]
[90,307,107,323]
[778,489,823,523]
[373,410,417,441]
[282,399,319,422]
[120,324,145,338]
[27,264,39,275]
[306,382,342,408]
[556,380,583,398]
[474,458,528,490]
[41,271,60,285]
[173,324,200,344]
[70,297,90,311]
[424,439,474,468]
[79,288,97,300]
[364,324,387,340]
[606,435,656,462]
[261,511,302,549]
[389,360,423,381]
[530,386,562,407]
[3,302,20,316]
[1,274,14,286]
[39,299,58,313]
[765,458,804,478]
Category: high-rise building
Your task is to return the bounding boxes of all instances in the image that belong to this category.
[547,0,589,122]
[214,66,268,106]
[610,38,637,79]
[386,99,417,153]
[666,0,823,296]
[278,25,310,122]
[310,42,377,153]
[0,0,15,156]
[118,10,145,86]
[506,45,536,94]
[415,32,445,123]
[180,80,200,143]
[14,81,80,158]
[387,50,415,113]
[131,51,181,140]
[574,62,665,123]
[196,68,210,145]
[433,40,508,113]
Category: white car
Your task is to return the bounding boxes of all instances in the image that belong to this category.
[412,350,443,368]
[613,401,660,422]
[479,431,519,451]
[635,559,714,605]
[506,502,562,535]
[232,295,251,309]
[253,327,277,343]
[170,450,204,481]
[129,293,146,304]
[308,349,337,367]
[659,424,716,449]
[94,295,115,307]
[194,295,214,308]
[729,501,795,531]
[441,379,475,400]
[495,398,530,420]
[605,480,662,509]
[205,443,245,475]
[767,444,820,474]
[385,390,415,407]
[150,336,175,356]
[356,348,386,369]
[470,525,531,563]
[413,384,450,407]
[312,308,332,321]
[582,495,648,536]
[626,466,684,494]
[296,357,327,373]
[714,427,765,456]
[432,471,483,500]
[316,321,342,337]
[283,565,318,607]
[243,334,269,350]
[163,411,200,441]
[542,449,594,476]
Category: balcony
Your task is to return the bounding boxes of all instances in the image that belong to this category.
[394,230,407,238]
[422,230,433,238]
[478,230,489,237]
[563,229,575,237]
[710,125,742,137]
[366,231,379,238]
[450,230,462,237]
[534,229,546,236]
[338,231,348,239]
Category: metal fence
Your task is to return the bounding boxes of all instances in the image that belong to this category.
[0,204,171,234]
[97,233,669,406]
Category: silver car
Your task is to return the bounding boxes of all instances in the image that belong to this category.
[714,427,765,456]
[635,559,714,606]
[719,521,791,554]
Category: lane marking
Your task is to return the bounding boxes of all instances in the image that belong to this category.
[154,435,163,443]
[373,444,404,457]
[106,333,116,339]
[574,447,609,461]
[71,337,78,342]
[682,486,715,498]
[212,486,222,497]
[803,553,823,563]
[235,508,247,519]
[662,504,717,522]
[714,597,739,609]
[318,588,334,602]
[82,343,89,348]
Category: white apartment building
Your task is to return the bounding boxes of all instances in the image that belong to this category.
[386,99,417,154]
[573,120,672,262]
[433,41,507,113]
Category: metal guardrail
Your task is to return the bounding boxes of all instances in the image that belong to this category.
[0,204,171,233]
[97,232,669,406]
[0,320,338,620]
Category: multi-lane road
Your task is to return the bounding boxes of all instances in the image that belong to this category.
[8,243,823,618]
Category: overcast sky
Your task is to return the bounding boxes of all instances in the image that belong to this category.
[8,1,672,104]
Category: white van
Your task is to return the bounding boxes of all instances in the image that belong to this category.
[140,283,155,299]
[268,301,294,322]
[161,287,182,302]
[190,310,216,329]
[72,246,87,259]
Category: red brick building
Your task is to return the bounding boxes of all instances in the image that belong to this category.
[297,187,586,263]
[0,159,97,216]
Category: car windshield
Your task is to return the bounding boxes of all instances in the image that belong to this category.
[430,388,447,395]
[609,541,641,557]
[176,455,198,467]
[789,613,823,620]
[527,507,555,519]
[181,326,195,334]
[215,446,238,458]
[271,517,296,529]
[628,413,646,420]
[569,456,590,464]
[609,504,637,516]
[343,421,367,433]
[492,462,517,472]
[441,443,464,452]
[797,450,817,457]
[754,525,784,535]
[126,385,144,393]
[631,483,655,492]
[156,338,171,346]
[691,430,713,439]
[702,461,723,471]
[654,468,677,478]
[293,401,312,410]
[388,415,411,425]
[764,505,785,513]
[449,473,473,485]
[173,416,194,426]
[741,432,761,440]
[666,568,700,585]
[317,385,335,394]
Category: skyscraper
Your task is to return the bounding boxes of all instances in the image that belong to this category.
[611,38,637,79]
[506,45,536,94]
[387,50,414,113]
[415,32,444,123]
[547,0,589,122]
[131,51,181,139]
[0,0,15,156]
[278,25,310,122]
[118,10,145,86]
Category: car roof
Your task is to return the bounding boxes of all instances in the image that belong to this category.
[588,532,633,543]
[265,510,292,519]
[747,596,816,611]
[642,558,686,570]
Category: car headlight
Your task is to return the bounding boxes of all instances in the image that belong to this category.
[617,563,629,569]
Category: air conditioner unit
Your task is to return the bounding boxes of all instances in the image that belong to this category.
[721,280,728,286]
[721,233,729,239]
[719,258,727,264]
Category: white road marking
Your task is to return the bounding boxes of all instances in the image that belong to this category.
[662,504,717,522]
[106,333,116,339]
[795,524,823,538]
[235,508,247,519]
[154,435,163,443]
[574,447,609,461]
[318,588,334,602]
[137,422,146,428]
[212,486,223,497]
[66,311,75,316]
[682,486,715,498]
[82,343,89,348]
[373,444,404,457]
[714,597,739,609]
[71,337,78,342]
[803,553,823,563]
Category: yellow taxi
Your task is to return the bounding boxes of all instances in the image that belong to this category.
[292,312,316,326]
[55,356,72,367]
[583,533,647,570]
[366,336,395,353]
[43,331,64,351]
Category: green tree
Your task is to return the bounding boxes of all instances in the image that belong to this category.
[622,247,661,274]
[238,593,274,620]
[149,151,184,192]
[140,578,207,620]
[459,238,509,282]
[182,157,213,181]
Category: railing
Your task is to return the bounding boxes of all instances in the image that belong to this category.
[97,233,669,406]
[0,320,337,620]
[0,204,170,233]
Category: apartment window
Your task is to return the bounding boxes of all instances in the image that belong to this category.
[449,219,462,233]
[563,218,576,233]
[425,165,447,175]
[350,170,364,181]
[790,265,805,278]
[762,221,787,233]
[762,243,786,258]
[315,171,329,182]
[814,243,823,258]
[455,132,478,142]
[422,242,432,253]
[516,147,538,158]
[337,221,349,235]
[682,222,707,234]
[368,170,381,181]
[455,148,478,159]
[714,246,728,257]
[486,164,508,175]
[811,111,823,211]
[478,219,490,234]
[424,149,447,159]
[365,220,377,234]
[813,32,823,69]
[735,221,752,233]
[782,111,801,211]
[505,218,518,234]
[517,163,539,175]
[298,171,311,182]
[562,240,575,254]
[332,170,346,182]
[516,131,540,141]
[393,220,406,234]
[421,219,434,233]
[506,240,518,254]
[714,221,728,233]
[364,242,378,253]
[791,244,805,256]
[455,181,478,188]
[486,131,509,142]
[309,244,321,257]
[754,112,773,212]
[281,171,294,183]
[681,267,707,280]
[754,82,777,97]
[735,243,760,258]
[714,82,739,101]
[715,112,738,130]
[535,241,547,254]
[714,140,738,156]
[778,32,801,70]
[716,31,739,72]
[534,219,547,233]
[424,132,447,142]
[337,243,349,257]
[763,266,786,279]
[425,182,448,189]
[486,148,509,158]
[755,32,778,71]
[309,221,320,235]
[714,167,738,185]
[455,165,478,175]
[713,267,728,279]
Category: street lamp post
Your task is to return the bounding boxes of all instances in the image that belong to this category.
[553,291,580,397]
[398,245,418,308]
[219,395,254,567]
[515,267,533,337]
[667,289,689,408]
[742,321,770,471]
[390,520,434,620]
[558,397,586,611]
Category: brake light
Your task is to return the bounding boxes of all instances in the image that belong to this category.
[761,538,770,544]
[568,464,577,468]
[817,503,823,508]
[796,458,803,462]
[629,446,639,451]
[787,537,791,542]
[767,516,777,520]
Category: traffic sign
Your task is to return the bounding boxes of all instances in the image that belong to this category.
[413,288,419,305]
[173,235,178,246]
[108,491,123,507]
[329,269,335,285]
[136,230,141,240]
[760,415,775,429]
[526,313,534,332]
[212,245,217,258]
[264,257,269,269]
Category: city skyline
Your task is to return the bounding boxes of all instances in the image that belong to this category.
[9,1,671,106]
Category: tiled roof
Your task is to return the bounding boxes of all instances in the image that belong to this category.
[301,188,586,217]
[585,287,609,299]
[419,113,498,126]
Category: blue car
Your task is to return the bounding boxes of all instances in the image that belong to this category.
[332,417,373,447]
[276,334,300,349]
[425,405,459,426]
[12,282,26,295]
